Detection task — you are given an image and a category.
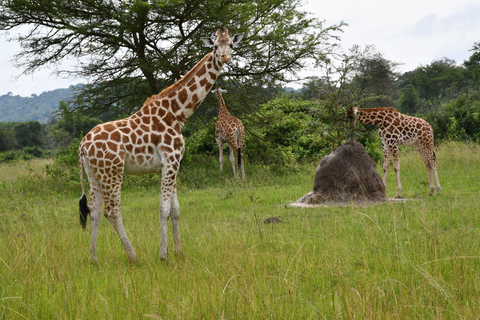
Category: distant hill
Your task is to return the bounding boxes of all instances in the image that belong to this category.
[0,85,81,123]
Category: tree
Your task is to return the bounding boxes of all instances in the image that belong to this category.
[0,0,344,115]
[349,45,400,107]
[464,42,480,81]
[397,84,419,114]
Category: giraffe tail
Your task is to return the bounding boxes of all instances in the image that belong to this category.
[237,147,242,169]
[78,144,90,229]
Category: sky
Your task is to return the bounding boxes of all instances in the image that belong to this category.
[1,0,479,96]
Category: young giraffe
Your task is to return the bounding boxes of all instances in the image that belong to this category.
[212,85,246,179]
[78,29,244,263]
[346,107,441,198]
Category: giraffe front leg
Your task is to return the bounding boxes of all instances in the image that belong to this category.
[159,164,177,260]
[228,145,237,178]
[170,187,182,256]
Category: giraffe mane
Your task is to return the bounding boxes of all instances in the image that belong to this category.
[141,51,215,109]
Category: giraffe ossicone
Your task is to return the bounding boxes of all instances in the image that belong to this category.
[212,85,246,179]
[347,107,441,198]
[78,28,243,263]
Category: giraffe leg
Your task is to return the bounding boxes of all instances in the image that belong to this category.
[381,142,390,192]
[228,145,237,178]
[159,162,177,260]
[89,183,103,264]
[239,149,245,180]
[104,194,137,263]
[433,167,441,195]
[391,146,402,198]
[216,138,224,171]
[170,188,182,255]
[83,161,104,264]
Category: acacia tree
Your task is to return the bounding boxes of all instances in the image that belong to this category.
[0,0,344,115]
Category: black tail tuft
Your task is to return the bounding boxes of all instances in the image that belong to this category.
[79,193,90,229]
[237,147,242,169]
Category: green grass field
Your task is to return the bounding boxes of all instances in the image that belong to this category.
[1,142,479,319]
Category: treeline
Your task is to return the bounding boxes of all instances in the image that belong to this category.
[0,86,79,123]
[0,44,479,166]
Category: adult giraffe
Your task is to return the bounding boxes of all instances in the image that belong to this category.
[346,107,441,198]
[78,29,244,263]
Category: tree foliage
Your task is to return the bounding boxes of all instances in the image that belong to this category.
[0,0,344,115]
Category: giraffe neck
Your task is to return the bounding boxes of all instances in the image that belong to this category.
[356,107,399,127]
[141,51,223,125]
[214,90,230,117]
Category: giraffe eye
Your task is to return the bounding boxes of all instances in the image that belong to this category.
[214,45,218,50]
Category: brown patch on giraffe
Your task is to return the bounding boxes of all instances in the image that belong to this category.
[178,88,188,104]
[143,116,151,125]
[125,144,133,152]
[199,78,208,87]
[171,99,181,113]
[173,137,183,150]
[96,131,107,140]
[187,78,196,87]
[189,83,197,92]
[135,146,146,153]
[155,100,161,107]
[164,133,172,145]
[147,145,154,154]
[120,127,131,134]
[107,141,118,152]
[130,132,137,143]
[104,123,115,132]
[143,135,150,144]
[130,121,138,130]
[140,124,149,133]
[196,64,206,77]
[110,130,121,142]
[163,112,176,126]
[152,117,166,132]
[191,94,199,104]
[209,72,217,80]
[161,145,173,153]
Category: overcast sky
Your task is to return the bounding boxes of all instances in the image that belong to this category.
[1,0,479,96]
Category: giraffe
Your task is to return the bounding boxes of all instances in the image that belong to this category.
[212,85,246,179]
[346,107,441,198]
[78,29,244,263]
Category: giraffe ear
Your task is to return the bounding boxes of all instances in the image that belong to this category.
[202,37,215,48]
[232,33,244,45]
[211,89,217,94]
[220,89,228,94]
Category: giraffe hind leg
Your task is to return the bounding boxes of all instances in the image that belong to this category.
[104,193,137,263]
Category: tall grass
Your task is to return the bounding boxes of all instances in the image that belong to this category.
[1,142,479,319]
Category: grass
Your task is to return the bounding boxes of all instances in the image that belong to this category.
[1,141,479,319]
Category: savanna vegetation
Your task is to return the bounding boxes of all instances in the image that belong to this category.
[0,0,479,318]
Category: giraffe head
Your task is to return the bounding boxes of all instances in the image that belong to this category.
[211,85,228,95]
[345,107,359,124]
[202,28,244,64]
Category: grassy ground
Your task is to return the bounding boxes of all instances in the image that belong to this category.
[0,141,479,319]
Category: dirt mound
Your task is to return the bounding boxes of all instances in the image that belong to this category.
[294,141,386,205]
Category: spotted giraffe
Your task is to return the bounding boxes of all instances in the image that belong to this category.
[212,85,246,179]
[346,107,441,198]
[78,29,244,263]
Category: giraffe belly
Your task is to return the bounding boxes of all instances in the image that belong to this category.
[124,150,162,175]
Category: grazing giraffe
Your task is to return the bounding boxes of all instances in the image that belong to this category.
[78,29,244,263]
[346,107,441,198]
[212,85,246,179]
